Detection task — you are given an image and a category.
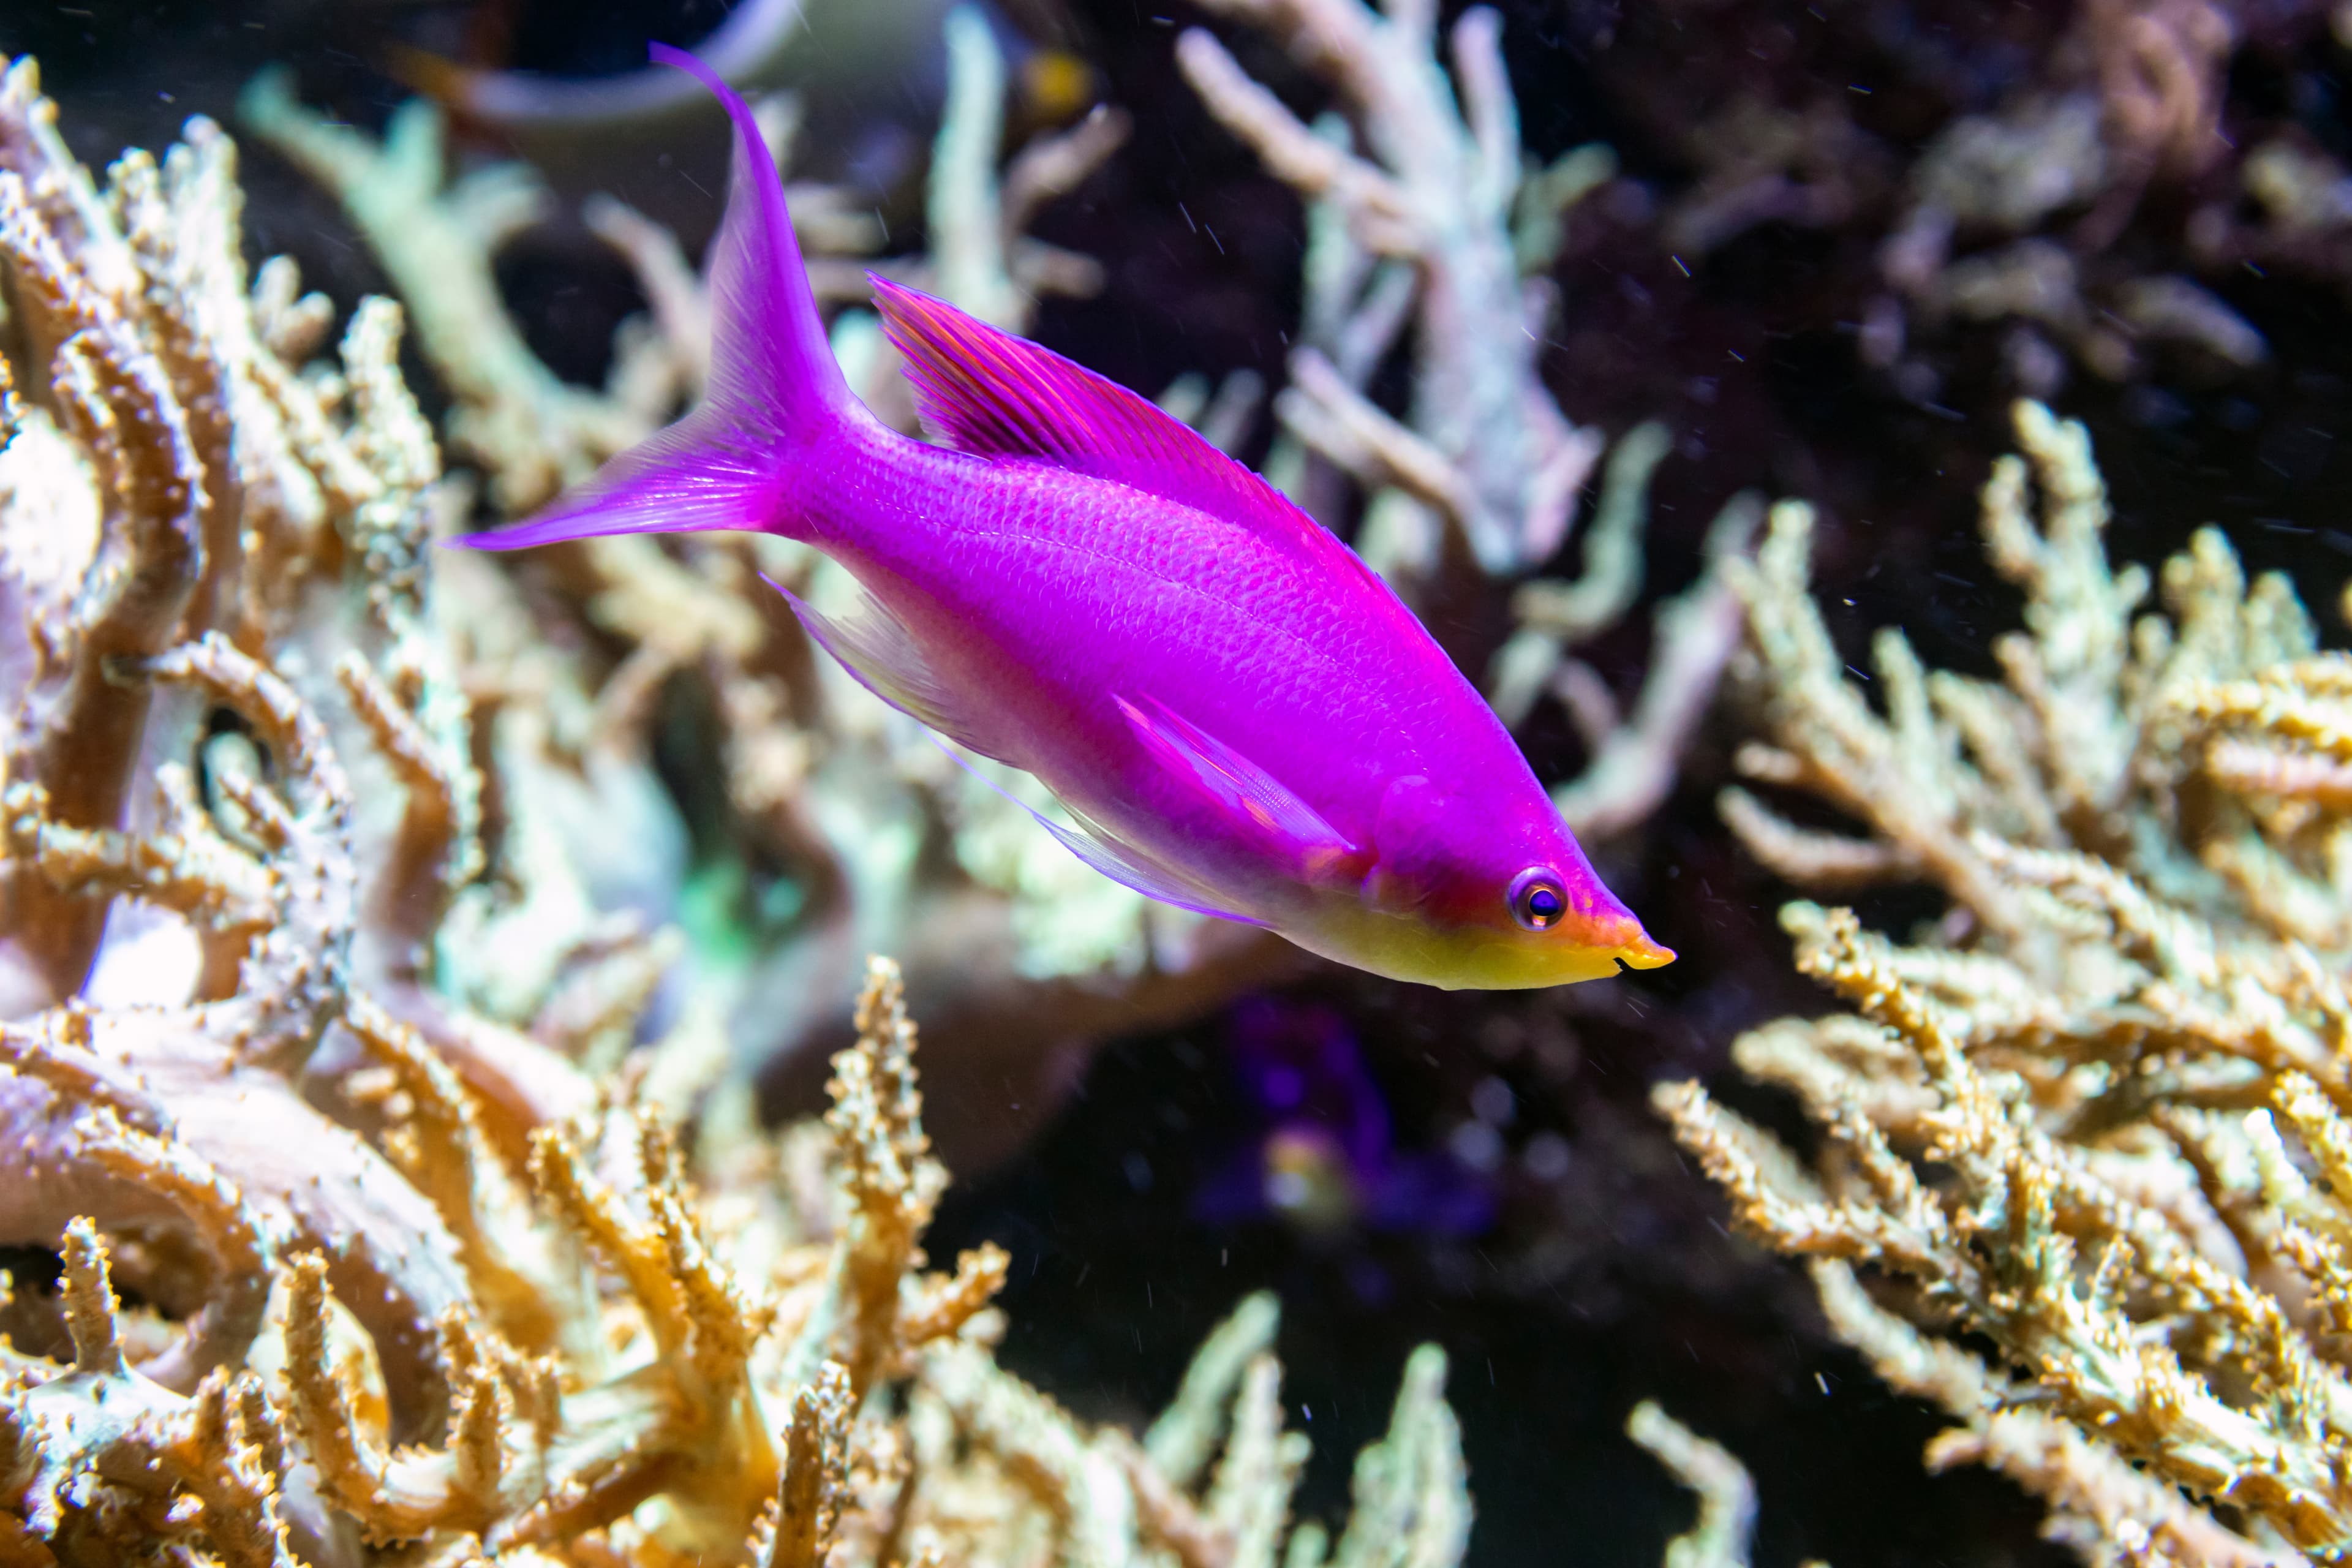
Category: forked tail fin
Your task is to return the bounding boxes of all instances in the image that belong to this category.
[459,43,853,550]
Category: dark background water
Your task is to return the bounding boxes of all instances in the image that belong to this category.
[14,0,2352,1558]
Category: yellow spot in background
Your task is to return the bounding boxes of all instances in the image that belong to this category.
[1023,50,1097,121]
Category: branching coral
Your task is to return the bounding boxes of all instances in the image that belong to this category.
[1493,438,1763,839]
[238,67,670,515]
[1175,0,1605,579]
[1668,400,2352,1561]
[1868,21,2266,401]
[1625,1403,1757,1568]
[1637,0,2277,399]
[1591,0,2321,406]
[12,951,1476,1566]
[1721,398,2324,948]
[1174,0,1744,842]
[0,64,1480,1567]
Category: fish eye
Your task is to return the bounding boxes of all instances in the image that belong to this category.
[1509,869,1567,932]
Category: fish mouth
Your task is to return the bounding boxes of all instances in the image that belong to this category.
[1613,931,1676,970]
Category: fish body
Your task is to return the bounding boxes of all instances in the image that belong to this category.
[465,45,1672,990]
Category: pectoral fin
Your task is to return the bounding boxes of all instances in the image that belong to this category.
[1115,693,1359,878]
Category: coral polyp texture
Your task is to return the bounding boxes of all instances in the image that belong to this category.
[1668,399,2352,1562]
[0,61,1474,1567]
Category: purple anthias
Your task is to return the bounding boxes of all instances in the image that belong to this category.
[1194,1000,1494,1242]
[462,43,1672,990]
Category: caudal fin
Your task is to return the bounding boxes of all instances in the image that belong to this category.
[459,43,852,551]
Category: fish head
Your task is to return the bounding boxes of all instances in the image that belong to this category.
[1305,773,1674,990]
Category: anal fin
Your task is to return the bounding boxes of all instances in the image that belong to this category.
[763,574,1012,763]
[930,740,1263,924]
[1028,801,1265,925]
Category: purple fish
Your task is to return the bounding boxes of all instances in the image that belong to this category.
[462,45,1673,990]
[1196,999,1494,1241]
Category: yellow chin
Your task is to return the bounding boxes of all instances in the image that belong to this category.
[1281,898,1675,990]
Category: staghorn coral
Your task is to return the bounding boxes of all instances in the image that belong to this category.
[1623,0,2278,404]
[238,63,679,516]
[0,67,1479,1566]
[1490,436,1763,842]
[1625,1403,1757,1568]
[1666,399,2352,1561]
[1718,397,2325,943]
[1173,0,1608,581]
[1864,0,2264,402]
[9,956,1477,1566]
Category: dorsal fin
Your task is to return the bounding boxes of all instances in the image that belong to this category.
[870,276,1361,566]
